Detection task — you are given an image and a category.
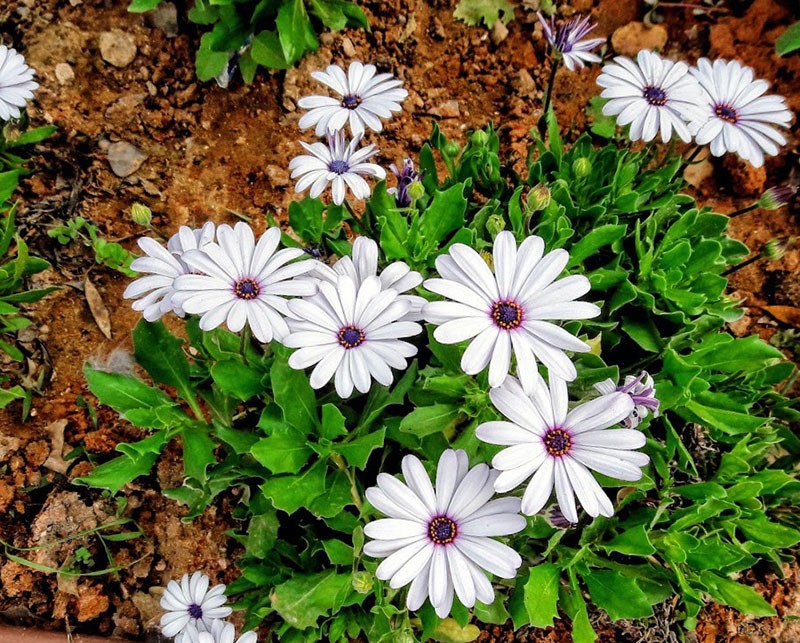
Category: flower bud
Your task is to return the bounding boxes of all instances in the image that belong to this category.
[443,141,460,158]
[526,183,551,213]
[486,214,506,239]
[351,571,374,594]
[407,179,425,202]
[761,238,789,262]
[758,185,796,210]
[572,157,592,178]
[471,130,489,147]
[131,203,152,227]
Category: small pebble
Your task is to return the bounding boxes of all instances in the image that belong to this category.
[99,30,138,68]
[54,62,75,85]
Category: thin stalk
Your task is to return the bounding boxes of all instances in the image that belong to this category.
[677,144,702,176]
[728,203,758,218]
[538,56,561,138]
[722,253,761,276]
[344,199,372,237]
[240,325,251,366]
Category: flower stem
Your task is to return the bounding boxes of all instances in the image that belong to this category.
[240,325,251,366]
[722,253,760,276]
[538,56,561,139]
[728,203,757,218]
[677,144,703,176]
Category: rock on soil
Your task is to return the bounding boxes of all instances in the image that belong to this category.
[147,2,179,37]
[54,62,75,85]
[99,30,137,68]
[611,22,668,56]
[107,141,147,177]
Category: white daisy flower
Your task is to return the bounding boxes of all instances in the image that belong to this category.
[297,61,407,137]
[476,374,649,523]
[172,222,317,344]
[597,50,707,144]
[124,222,216,322]
[595,371,660,429]
[422,231,600,387]
[181,620,257,643]
[284,273,421,398]
[364,449,526,618]
[289,130,385,206]
[159,571,232,639]
[689,58,793,168]
[313,236,425,321]
[0,45,38,121]
[538,12,605,71]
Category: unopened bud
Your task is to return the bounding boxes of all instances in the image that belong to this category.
[351,571,374,594]
[131,203,152,226]
[407,179,425,202]
[572,157,592,178]
[486,214,506,239]
[479,249,494,270]
[758,185,796,210]
[761,238,789,262]
[471,130,489,147]
[527,183,551,213]
[443,141,460,158]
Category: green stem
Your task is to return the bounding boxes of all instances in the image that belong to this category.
[539,56,561,138]
[240,325,251,366]
[722,253,761,276]
[677,144,703,176]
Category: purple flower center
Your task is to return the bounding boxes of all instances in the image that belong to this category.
[428,516,458,545]
[329,159,350,174]
[544,428,572,457]
[491,300,523,330]
[337,325,365,349]
[234,277,260,300]
[643,85,668,106]
[341,94,362,109]
[714,102,739,124]
[188,603,203,619]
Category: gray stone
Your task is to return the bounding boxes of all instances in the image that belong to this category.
[99,31,137,68]
[107,141,147,177]
[148,2,179,37]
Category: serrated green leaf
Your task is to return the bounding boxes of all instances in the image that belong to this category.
[524,563,561,628]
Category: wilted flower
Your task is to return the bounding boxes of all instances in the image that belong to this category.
[160,572,232,640]
[388,158,425,207]
[172,223,317,343]
[297,61,407,137]
[124,222,216,322]
[423,231,600,387]
[689,58,792,168]
[284,273,421,398]
[597,50,706,143]
[595,371,660,429]
[476,374,648,523]
[0,45,38,121]
[538,12,605,71]
[289,130,386,206]
[364,449,525,618]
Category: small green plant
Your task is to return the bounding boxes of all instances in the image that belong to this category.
[453,0,515,27]
[48,216,137,277]
[128,0,368,83]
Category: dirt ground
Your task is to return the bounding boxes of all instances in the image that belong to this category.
[0,0,798,640]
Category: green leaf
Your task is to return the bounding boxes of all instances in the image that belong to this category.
[453,0,514,26]
[76,432,168,494]
[701,572,776,617]
[251,425,312,474]
[84,365,175,414]
[737,516,800,548]
[0,385,24,409]
[270,355,317,431]
[776,21,800,56]
[524,563,561,628]
[602,525,656,557]
[276,0,318,66]
[261,462,326,513]
[128,0,162,11]
[195,33,231,81]
[399,403,461,437]
[270,570,353,629]
[132,320,195,403]
[336,427,385,470]
[210,360,265,401]
[418,183,468,250]
[246,508,280,558]
[322,539,353,565]
[568,224,626,266]
[182,424,217,482]
[583,569,653,621]
[320,404,348,440]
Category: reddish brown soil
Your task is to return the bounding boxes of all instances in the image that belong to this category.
[0,0,798,640]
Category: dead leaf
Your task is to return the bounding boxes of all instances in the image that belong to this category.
[43,419,69,474]
[84,277,112,339]
[761,305,800,327]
